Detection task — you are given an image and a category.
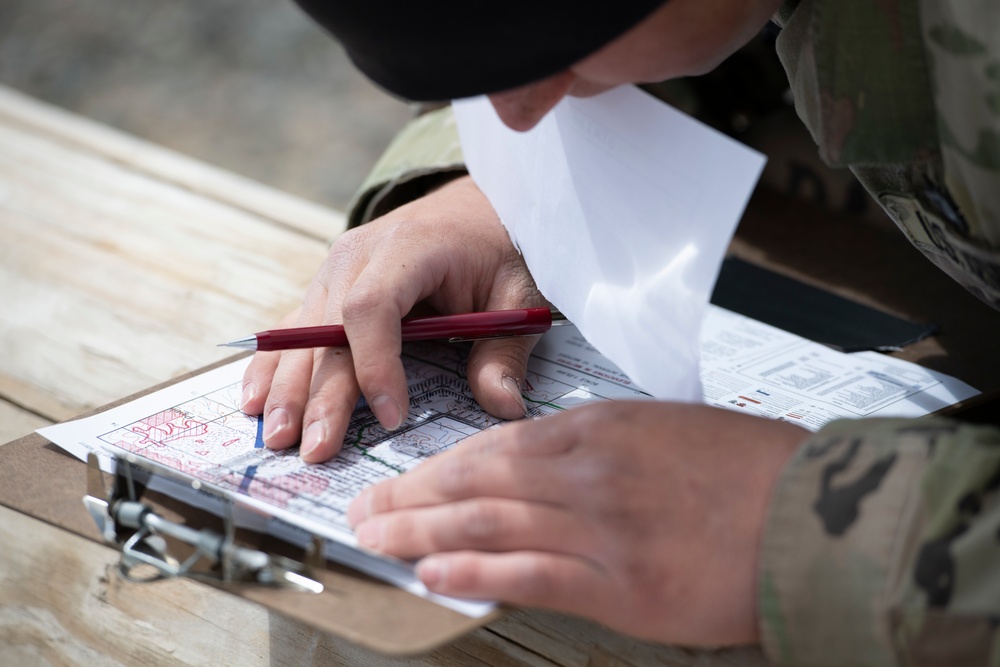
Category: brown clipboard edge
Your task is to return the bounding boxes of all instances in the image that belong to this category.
[0,354,504,657]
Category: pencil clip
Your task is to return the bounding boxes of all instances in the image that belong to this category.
[447,333,524,343]
[83,452,323,594]
[448,308,572,343]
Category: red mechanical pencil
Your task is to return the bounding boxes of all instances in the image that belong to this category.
[219,307,569,352]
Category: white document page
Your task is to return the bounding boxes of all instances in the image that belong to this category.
[699,306,979,428]
[454,87,766,402]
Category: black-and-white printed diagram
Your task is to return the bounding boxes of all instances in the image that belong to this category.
[85,331,648,540]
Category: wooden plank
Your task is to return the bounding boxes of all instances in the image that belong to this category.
[0,505,559,667]
[0,399,51,446]
[487,610,768,667]
[0,505,271,666]
[0,85,347,242]
[0,118,329,420]
[0,502,756,667]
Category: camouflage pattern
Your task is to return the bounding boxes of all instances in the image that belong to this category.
[346,104,465,229]
[760,418,1000,666]
[344,3,1000,665]
[760,4,1000,665]
[775,0,1000,310]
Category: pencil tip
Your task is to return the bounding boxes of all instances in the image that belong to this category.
[218,336,258,350]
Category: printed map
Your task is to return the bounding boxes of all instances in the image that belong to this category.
[92,330,646,539]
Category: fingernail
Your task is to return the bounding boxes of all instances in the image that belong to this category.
[371,394,404,430]
[355,519,383,550]
[502,376,527,416]
[300,420,325,460]
[241,382,256,412]
[417,557,444,588]
[262,408,289,445]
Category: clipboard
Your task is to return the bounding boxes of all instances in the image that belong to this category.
[0,355,503,657]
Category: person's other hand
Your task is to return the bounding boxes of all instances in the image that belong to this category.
[347,402,805,645]
[241,175,548,463]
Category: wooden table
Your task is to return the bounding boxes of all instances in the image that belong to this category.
[0,86,773,666]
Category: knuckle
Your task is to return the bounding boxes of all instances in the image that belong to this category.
[318,242,361,292]
[308,381,360,419]
[472,426,516,457]
[327,226,368,264]
[438,553,483,592]
[512,557,557,601]
[341,284,384,323]
[470,342,532,375]
[377,219,416,246]
[437,454,482,499]
[379,515,412,551]
[264,380,304,415]
[367,480,396,515]
[458,501,508,544]
[568,401,616,432]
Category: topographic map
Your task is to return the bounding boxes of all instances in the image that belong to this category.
[51,327,646,556]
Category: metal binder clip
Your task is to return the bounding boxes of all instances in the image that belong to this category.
[83,452,324,593]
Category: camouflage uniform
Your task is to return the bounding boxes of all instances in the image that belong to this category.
[763,2,1000,665]
[345,1,1000,664]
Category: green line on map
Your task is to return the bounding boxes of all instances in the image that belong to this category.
[352,424,368,447]
[523,394,564,411]
[360,449,404,474]
[347,423,404,474]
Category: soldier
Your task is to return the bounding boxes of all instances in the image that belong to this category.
[241,1,1000,664]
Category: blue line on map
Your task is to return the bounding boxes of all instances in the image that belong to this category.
[239,465,258,494]
[236,417,268,494]
[254,416,265,448]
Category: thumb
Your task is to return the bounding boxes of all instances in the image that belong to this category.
[466,336,538,420]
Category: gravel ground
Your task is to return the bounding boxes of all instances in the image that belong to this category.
[0,0,414,211]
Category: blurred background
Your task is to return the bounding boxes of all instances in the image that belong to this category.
[0,0,413,212]
[0,1,881,223]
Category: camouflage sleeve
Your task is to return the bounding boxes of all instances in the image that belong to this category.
[345,105,466,231]
[774,0,1000,310]
[759,417,1000,666]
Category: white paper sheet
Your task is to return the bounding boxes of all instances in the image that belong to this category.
[698,306,980,427]
[454,87,766,400]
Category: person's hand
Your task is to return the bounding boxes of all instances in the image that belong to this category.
[241,175,549,463]
[347,401,805,646]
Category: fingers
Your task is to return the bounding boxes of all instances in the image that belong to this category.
[243,223,425,458]
[255,276,339,452]
[466,337,539,419]
[298,347,361,462]
[240,178,541,464]
[259,349,315,450]
[347,417,579,524]
[415,551,612,617]
[339,253,428,431]
[354,498,595,559]
[241,307,301,416]
[240,349,278,416]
